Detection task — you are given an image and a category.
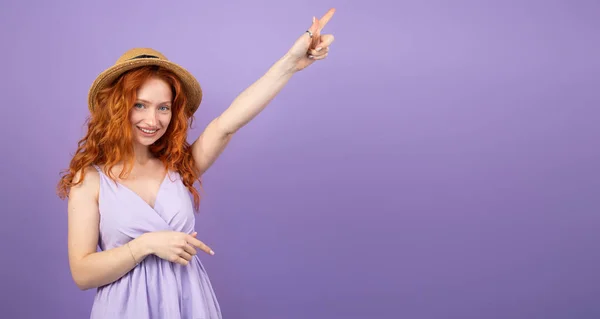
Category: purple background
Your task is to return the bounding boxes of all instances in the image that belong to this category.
[1,1,599,318]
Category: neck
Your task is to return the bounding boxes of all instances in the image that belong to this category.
[133,143,153,165]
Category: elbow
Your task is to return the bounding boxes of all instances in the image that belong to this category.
[70,256,98,290]
[76,283,91,291]
[214,116,237,136]
[70,265,96,291]
[72,274,94,291]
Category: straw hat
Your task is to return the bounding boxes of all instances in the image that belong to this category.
[87,48,202,115]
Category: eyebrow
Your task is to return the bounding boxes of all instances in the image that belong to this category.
[136,99,172,105]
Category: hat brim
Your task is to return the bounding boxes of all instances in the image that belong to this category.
[87,58,202,115]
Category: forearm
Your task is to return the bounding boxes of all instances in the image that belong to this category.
[216,53,297,134]
[71,235,151,290]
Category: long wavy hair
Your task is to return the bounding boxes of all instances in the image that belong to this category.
[56,65,202,211]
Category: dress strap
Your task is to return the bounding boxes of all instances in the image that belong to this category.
[91,164,118,191]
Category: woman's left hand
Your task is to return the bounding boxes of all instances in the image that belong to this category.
[285,8,336,72]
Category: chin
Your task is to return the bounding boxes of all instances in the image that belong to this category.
[134,138,160,146]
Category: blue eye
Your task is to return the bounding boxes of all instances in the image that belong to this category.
[159,106,170,111]
[134,103,144,109]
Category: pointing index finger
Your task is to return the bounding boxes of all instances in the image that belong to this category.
[318,8,336,32]
[186,234,215,255]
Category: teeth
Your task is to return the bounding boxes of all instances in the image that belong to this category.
[140,128,157,134]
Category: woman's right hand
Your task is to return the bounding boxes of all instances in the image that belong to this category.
[140,231,214,266]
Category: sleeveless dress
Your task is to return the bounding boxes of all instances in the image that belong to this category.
[89,165,222,319]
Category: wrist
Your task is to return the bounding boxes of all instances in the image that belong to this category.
[129,233,153,261]
[274,52,298,75]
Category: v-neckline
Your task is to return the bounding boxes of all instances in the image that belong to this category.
[116,172,169,210]
[97,166,170,211]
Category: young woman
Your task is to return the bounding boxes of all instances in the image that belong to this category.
[56,9,335,319]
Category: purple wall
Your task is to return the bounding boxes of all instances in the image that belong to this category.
[1,1,599,318]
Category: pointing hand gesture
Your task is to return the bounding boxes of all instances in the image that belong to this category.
[142,231,214,266]
[286,8,336,72]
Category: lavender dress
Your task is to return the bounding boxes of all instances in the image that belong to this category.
[89,165,222,319]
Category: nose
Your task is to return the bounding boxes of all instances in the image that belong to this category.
[145,109,158,127]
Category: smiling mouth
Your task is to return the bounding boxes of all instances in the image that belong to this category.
[137,126,159,135]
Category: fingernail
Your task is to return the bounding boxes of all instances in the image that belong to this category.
[210,250,215,255]
[308,55,314,58]
[316,47,322,51]
[312,16,315,23]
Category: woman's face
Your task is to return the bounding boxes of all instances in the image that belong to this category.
[129,77,173,147]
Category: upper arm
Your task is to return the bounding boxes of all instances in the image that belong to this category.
[191,117,234,176]
[67,166,100,276]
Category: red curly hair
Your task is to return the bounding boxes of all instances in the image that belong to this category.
[57,65,202,211]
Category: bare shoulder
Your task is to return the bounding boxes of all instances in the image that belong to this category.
[69,166,100,205]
